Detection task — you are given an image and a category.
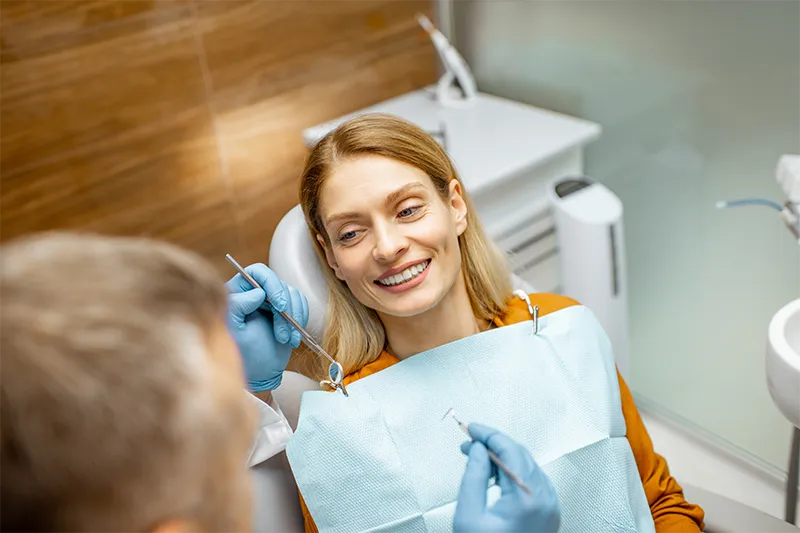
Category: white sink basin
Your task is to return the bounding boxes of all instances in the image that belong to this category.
[767,298,800,428]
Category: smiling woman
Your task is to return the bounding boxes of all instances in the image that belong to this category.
[299,113,511,376]
[294,113,705,533]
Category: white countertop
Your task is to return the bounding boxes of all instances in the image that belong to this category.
[303,87,602,195]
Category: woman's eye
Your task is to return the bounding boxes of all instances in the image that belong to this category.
[339,230,358,242]
[398,206,420,218]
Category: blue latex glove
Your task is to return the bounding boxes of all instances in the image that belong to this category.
[454,424,561,533]
[226,263,309,392]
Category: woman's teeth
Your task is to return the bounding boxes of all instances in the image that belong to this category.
[377,260,430,287]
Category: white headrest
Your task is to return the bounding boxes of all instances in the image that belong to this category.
[268,205,329,343]
[268,205,536,344]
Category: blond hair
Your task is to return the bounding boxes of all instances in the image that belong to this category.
[299,114,512,379]
[0,232,252,532]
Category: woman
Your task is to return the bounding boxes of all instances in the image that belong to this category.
[294,113,704,532]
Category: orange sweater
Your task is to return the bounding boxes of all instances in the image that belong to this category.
[300,294,705,532]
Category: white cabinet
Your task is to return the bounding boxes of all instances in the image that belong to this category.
[303,87,601,293]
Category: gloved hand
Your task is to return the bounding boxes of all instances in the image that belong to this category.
[226,263,309,393]
[453,424,561,533]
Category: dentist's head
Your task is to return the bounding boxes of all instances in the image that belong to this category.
[0,233,255,532]
[300,114,511,378]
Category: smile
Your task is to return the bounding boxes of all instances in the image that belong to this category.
[375,260,431,287]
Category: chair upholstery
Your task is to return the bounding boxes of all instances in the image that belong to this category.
[269,205,328,343]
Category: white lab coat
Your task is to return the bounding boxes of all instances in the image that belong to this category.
[246,393,293,467]
[246,393,307,532]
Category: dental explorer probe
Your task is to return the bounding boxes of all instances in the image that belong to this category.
[225,254,348,397]
[442,408,533,495]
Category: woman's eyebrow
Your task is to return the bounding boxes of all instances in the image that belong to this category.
[324,183,427,226]
[384,182,427,208]
[325,211,362,227]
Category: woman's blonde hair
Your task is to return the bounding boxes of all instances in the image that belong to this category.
[299,113,512,379]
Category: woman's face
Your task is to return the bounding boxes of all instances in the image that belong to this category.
[317,154,468,318]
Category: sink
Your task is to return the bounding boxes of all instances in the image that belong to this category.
[767,298,800,428]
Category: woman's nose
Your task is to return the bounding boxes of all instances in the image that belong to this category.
[372,223,408,263]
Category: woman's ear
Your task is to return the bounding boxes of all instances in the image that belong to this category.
[448,179,468,236]
[317,234,346,281]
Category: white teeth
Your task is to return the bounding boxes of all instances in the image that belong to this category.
[378,260,429,287]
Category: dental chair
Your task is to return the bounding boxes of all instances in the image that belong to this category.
[249,205,798,533]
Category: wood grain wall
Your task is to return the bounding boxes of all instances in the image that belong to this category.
[0,0,436,273]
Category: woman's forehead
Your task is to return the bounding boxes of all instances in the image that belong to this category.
[320,155,435,214]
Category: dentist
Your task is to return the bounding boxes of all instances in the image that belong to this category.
[229,263,561,533]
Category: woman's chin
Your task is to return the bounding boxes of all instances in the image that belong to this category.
[373,289,443,318]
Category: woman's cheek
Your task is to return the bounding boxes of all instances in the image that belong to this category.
[416,217,451,244]
[336,252,369,283]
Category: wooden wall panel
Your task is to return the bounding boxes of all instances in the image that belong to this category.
[0,1,190,50]
[0,0,436,273]
[198,0,436,265]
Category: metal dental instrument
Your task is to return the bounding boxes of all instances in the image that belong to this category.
[512,290,540,334]
[442,408,533,495]
[225,254,348,397]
